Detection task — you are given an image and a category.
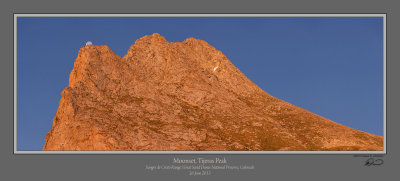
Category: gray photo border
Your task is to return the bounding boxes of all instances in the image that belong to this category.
[13,13,387,155]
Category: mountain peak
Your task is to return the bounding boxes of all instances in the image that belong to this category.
[70,44,120,88]
[136,33,168,44]
[183,37,209,45]
[80,44,112,53]
[43,34,383,151]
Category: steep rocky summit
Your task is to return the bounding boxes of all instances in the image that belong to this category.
[43,33,383,151]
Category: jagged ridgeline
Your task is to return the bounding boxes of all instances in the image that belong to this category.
[43,33,383,151]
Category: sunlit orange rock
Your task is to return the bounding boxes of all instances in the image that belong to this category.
[43,33,383,151]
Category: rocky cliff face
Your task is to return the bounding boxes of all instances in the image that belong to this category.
[43,33,383,151]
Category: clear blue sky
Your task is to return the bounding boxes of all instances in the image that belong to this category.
[17,17,384,151]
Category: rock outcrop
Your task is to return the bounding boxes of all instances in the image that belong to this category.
[43,33,383,151]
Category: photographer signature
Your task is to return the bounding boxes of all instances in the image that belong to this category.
[364,158,384,166]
